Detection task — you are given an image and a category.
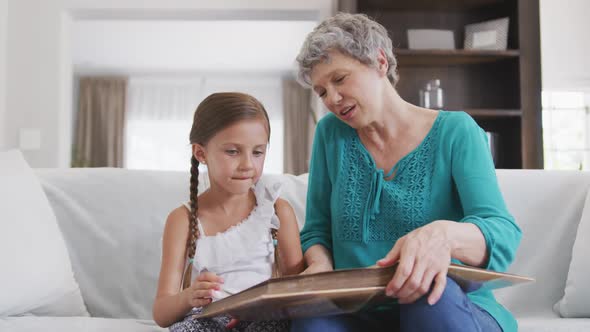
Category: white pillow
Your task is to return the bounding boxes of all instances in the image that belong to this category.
[555,188,590,317]
[0,150,88,316]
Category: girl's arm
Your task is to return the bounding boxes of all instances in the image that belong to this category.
[153,207,222,327]
[275,198,305,276]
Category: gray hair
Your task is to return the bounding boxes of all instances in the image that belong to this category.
[296,12,398,88]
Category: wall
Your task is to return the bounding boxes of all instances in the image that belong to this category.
[540,0,590,91]
[2,0,334,167]
[0,0,6,150]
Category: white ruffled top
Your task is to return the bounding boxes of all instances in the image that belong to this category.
[182,181,282,302]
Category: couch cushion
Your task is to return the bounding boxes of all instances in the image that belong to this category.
[493,170,590,317]
[0,316,165,332]
[554,188,590,317]
[0,150,88,317]
[518,315,590,332]
[37,168,201,319]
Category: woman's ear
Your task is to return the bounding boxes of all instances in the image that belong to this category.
[192,144,207,164]
[376,48,389,76]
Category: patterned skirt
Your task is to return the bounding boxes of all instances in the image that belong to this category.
[169,307,289,332]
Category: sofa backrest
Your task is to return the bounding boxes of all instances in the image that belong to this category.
[37,168,590,319]
[494,170,590,317]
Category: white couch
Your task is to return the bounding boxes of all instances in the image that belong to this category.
[2,155,590,331]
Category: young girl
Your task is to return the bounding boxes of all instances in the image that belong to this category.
[153,92,304,331]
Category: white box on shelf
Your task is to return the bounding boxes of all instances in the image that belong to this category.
[407,29,455,50]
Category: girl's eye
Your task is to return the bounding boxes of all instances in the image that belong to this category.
[226,150,238,155]
[335,75,345,83]
[318,91,326,98]
[253,150,265,156]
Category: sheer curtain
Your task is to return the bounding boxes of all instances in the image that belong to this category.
[124,75,284,173]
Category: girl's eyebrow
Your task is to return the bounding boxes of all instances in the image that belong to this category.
[220,143,268,148]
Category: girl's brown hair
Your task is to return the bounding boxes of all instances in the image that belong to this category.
[182,92,271,290]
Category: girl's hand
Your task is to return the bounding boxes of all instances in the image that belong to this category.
[376,220,452,305]
[301,261,333,275]
[183,271,224,308]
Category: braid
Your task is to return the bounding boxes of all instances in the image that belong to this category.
[182,156,201,290]
[271,228,281,278]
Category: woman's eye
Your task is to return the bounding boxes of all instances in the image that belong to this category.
[335,75,345,83]
[318,91,326,98]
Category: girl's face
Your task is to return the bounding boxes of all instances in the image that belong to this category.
[310,50,389,129]
[194,119,269,195]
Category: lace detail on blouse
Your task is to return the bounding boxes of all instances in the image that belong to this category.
[335,113,443,243]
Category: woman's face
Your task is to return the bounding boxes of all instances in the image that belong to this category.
[310,50,389,128]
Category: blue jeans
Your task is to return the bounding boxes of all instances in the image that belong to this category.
[290,277,502,332]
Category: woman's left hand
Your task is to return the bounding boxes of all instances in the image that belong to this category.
[377,220,452,305]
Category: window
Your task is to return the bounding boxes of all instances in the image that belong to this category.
[124,76,284,173]
[542,91,590,170]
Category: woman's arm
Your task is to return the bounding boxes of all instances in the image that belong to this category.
[275,198,305,275]
[450,113,521,271]
[301,244,334,274]
[444,221,487,267]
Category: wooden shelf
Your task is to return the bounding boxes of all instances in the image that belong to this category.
[396,49,520,66]
[360,0,505,11]
[451,109,522,118]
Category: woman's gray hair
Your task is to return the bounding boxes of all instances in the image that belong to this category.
[296,12,398,88]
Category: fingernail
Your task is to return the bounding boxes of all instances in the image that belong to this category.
[386,289,393,297]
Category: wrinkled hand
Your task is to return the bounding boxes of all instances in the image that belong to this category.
[300,261,333,275]
[184,271,224,308]
[377,220,451,305]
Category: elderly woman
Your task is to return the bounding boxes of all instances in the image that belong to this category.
[293,13,521,332]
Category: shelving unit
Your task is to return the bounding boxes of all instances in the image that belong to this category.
[349,0,543,168]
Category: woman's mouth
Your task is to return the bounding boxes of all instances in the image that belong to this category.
[340,105,356,119]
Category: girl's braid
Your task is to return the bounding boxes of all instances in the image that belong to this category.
[182,156,201,289]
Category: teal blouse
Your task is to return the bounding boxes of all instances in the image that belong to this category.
[300,111,522,332]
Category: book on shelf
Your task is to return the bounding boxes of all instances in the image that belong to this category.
[192,263,533,321]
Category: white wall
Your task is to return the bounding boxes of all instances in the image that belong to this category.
[2,0,335,167]
[0,0,7,150]
[540,0,590,91]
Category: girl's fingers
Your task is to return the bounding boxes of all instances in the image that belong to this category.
[196,272,224,283]
[193,281,221,291]
[192,289,215,300]
[190,297,212,308]
[226,318,240,329]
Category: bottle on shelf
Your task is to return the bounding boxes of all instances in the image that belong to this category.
[419,79,444,110]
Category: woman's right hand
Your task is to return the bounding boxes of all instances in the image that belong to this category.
[183,271,224,308]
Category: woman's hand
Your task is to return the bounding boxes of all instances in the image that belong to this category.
[182,271,224,308]
[377,220,452,305]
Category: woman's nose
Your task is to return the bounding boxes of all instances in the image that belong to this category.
[326,88,342,107]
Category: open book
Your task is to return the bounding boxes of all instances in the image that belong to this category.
[193,264,533,321]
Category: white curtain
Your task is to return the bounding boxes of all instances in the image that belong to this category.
[124,75,284,173]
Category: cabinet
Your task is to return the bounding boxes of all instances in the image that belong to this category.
[350,0,543,168]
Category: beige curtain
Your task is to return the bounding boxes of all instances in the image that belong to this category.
[283,79,315,175]
[73,77,127,167]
